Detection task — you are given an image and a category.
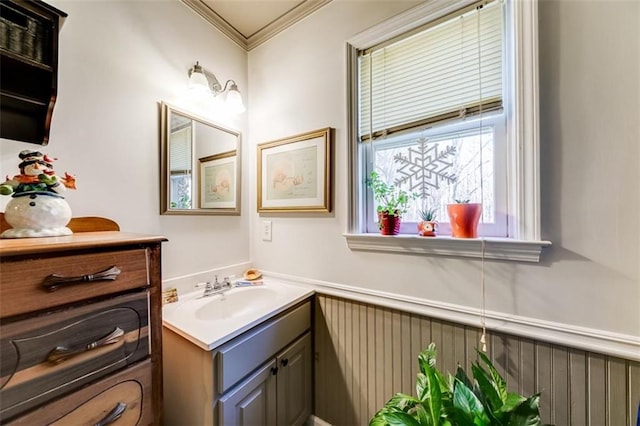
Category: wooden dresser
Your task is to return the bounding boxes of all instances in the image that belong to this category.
[0,231,166,425]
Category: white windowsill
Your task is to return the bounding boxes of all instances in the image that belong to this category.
[344,233,551,262]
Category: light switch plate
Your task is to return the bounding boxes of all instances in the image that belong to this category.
[262,220,272,241]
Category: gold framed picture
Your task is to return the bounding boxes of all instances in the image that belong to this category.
[257,127,333,213]
[199,150,238,211]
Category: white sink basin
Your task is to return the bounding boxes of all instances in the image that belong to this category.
[162,280,314,350]
[194,287,276,321]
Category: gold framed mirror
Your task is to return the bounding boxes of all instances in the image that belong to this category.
[160,102,241,215]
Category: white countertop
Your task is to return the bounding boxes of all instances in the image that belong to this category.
[162,279,314,351]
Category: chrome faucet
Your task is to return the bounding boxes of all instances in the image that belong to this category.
[202,276,219,297]
[202,275,233,298]
[221,276,232,289]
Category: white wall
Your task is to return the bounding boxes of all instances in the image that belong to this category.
[248,0,640,337]
[1,0,636,339]
[0,0,250,279]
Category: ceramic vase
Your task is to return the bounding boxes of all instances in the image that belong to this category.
[447,203,482,238]
[1,194,72,238]
[417,221,437,237]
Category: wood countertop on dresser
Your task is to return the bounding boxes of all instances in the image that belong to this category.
[0,232,168,256]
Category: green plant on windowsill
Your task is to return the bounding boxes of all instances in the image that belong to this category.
[170,193,191,209]
[370,343,547,426]
[366,171,416,217]
[419,208,437,222]
[418,208,438,237]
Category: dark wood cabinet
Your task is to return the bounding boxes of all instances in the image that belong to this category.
[9,360,154,425]
[0,0,67,145]
[0,232,166,425]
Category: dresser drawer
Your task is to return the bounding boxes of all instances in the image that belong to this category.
[215,301,310,394]
[0,248,149,318]
[8,360,153,425]
[0,291,150,421]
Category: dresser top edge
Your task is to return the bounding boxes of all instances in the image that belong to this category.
[0,231,168,257]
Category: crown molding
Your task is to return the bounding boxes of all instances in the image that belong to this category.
[181,0,246,49]
[247,0,332,50]
[181,0,332,51]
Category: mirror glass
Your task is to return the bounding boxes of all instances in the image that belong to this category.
[160,102,241,215]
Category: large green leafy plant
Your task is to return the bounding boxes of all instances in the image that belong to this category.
[370,343,545,426]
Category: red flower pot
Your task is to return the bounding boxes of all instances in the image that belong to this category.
[447,203,482,238]
[378,211,401,235]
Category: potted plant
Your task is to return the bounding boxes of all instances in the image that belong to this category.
[367,171,415,235]
[370,343,545,426]
[418,208,438,237]
[447,199,482,238]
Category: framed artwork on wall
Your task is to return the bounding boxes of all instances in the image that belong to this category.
[199,150,238,210]
[257,127,333,213]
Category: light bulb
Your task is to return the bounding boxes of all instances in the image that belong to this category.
[189,63,210,92]
[226,83,246,114]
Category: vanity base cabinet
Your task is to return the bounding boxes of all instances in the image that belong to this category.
[162,299,312,426]
[218,332,312,426]
[276,332,312,426]
[162,327,216,426]
[218,359,277,426]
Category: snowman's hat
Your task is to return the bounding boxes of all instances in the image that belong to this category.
[18,150,53,172]
[19,150,43,160]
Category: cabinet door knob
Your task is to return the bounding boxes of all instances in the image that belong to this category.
[281,358,289,367]
[270,366,278,375]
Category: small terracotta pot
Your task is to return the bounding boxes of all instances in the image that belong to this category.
[417,221,437,237]
[447,203,482,238]
[378,211,401,235]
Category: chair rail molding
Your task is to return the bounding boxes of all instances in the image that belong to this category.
[262,270,640,362]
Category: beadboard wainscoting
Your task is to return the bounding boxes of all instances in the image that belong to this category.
[314,294,640,426]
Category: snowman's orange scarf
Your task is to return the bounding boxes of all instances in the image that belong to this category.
[11,174,41,184]
[6,172,75,189]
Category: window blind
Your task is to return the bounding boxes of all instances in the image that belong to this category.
[359,0,503,142]
[170,126,192,173]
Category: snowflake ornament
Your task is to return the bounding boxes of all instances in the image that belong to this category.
[393,137,457,199]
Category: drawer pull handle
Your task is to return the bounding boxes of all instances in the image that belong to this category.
[47,326,125,364]
[42,265,122,292]
[95,401,127,426]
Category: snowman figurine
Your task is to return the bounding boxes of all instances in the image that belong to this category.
[1,150,76,238]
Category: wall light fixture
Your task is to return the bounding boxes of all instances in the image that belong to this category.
[188,61,246,113]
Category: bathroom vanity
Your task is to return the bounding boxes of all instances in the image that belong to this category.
[0,232,166,424]
[162,282,314,425]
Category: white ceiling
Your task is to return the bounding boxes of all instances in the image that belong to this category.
[204,0,304,38]
[181,0,332,51]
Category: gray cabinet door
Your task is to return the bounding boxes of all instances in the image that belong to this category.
[276,332,312,426]
[219,360,277,426]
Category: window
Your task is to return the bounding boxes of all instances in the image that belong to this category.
[169,122,193,209]
[365,116,506,237]
[346,0,550,261]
